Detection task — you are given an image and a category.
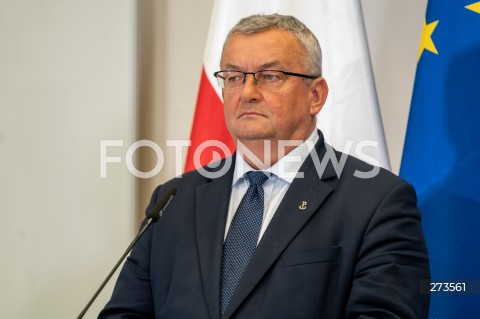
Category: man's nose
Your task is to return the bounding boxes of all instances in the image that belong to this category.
[240,73,261,100]
[244,73,258,86]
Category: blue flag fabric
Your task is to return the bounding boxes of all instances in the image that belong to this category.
[401,1,480,318]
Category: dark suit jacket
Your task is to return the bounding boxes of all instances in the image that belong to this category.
[99,133,430,318]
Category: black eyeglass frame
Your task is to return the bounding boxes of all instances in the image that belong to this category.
[213,69,320,88]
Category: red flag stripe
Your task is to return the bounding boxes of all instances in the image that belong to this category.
[185,67,235,172]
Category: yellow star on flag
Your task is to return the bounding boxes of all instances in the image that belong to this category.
[465,1,480,14]
[418,19,439,61]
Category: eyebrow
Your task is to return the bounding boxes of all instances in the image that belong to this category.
[223,60,285,71]
[260,61,283,69]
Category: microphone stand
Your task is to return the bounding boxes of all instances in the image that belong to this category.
[76,187,176,319]
[76,218,154,319]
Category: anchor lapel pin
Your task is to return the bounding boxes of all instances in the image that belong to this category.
[298,201,307,211]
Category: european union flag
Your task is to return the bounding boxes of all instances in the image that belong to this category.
[401,1,480,318]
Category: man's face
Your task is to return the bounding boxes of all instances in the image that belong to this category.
[220,28,328,144]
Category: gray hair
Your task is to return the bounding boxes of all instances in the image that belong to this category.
[223,14,322,76]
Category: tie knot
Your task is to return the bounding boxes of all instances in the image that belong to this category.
[245,171,269,186]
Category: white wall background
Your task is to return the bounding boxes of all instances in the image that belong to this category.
[0,1,136,318]
[0,0,426,318]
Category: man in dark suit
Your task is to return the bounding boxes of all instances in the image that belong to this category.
[100,14,430,318]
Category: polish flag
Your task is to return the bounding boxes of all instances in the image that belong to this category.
[185,0,390,172]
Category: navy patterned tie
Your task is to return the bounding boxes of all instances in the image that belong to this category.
[220,171,269,318]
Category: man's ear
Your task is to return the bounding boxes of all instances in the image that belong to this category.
[309,77,329,116]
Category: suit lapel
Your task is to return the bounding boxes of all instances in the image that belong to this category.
[223,137,338,318]
[196,159,235,319]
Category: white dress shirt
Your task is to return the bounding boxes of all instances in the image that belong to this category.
[224,130,319,243]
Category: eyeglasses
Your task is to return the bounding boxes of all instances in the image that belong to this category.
[213,70,320,89]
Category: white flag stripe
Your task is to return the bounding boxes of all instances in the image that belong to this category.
[203,0,390,169]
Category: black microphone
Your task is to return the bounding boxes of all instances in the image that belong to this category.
[77,187,177,319]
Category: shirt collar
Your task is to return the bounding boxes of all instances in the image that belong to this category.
[232,129,319,186]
